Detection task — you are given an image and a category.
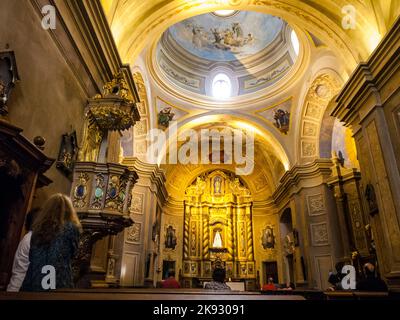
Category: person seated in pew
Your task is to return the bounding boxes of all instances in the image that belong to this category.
[204,268,231,291]
[357,263,388,292]
[161,270,181,289]
[7,208,40,292]
[261,277,277,291]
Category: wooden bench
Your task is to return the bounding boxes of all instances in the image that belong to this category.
[0,288,305,300]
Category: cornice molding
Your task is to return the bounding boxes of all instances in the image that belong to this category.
[272,159,333,204]
[30,0,139,101]
[122,157,168,203]
[332,16,400,126]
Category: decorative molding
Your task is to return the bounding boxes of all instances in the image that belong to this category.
[310,222,329,246]
[307,194,325,216]
[130,192,144,214]
[333,17,400,126]
[272,159,333,205]
[126,222,142,244]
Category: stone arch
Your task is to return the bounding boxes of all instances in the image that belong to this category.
[297,70,342,163]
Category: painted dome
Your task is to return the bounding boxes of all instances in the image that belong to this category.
[155,11,299,100]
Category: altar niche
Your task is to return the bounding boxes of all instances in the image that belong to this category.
[182,170,255,288]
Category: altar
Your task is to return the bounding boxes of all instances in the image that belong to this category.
[180,170,256,288]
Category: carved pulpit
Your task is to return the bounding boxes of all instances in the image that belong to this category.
[71,71,140,286]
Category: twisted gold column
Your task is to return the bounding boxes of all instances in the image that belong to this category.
[227,207,234,260]
[202,218,209,259]
[246,206,254,261]
[183,205,190,259]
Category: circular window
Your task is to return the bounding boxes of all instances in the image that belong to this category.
[212,73,232,99]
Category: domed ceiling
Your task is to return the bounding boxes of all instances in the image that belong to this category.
[168,11,283,62]
[155,11,298,100]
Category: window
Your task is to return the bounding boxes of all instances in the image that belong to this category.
[291,30,300,56]
[213,10,236,17]
[212,73,231,99]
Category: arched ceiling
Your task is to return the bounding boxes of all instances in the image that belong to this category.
[100,0,397,69]
[106,0,399,203]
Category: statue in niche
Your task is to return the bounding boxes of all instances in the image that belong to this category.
[165,225,177,249]
[214,176,222,194]
[273,109,290,134]
[262,226,275,249]
[79,120,103,162]
[212,230,223,248]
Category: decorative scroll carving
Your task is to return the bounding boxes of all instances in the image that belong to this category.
[311,222,329,246]
[308,194,325,216]
[127,223,141,243]
[79,71,140,162]
[130,193,144,214]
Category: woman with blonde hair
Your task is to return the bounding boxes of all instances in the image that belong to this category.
[21,194,82,291]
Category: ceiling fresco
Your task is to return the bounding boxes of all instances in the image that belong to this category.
[168,11,284,62]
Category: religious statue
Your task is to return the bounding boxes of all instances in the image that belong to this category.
[165,225,177,249]
[262,226,275,249]
[283,234,295,255]
[214,176,222,194]
[158,107,175,128]
[212,230,223,248]
[78,120,103,162]
[274,109,290,134]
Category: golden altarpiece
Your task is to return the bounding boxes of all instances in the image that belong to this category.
[182,170,256,287]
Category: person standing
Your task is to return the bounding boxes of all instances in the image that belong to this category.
[21,194,82,291]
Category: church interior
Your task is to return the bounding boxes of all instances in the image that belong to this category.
[1,0,400,301]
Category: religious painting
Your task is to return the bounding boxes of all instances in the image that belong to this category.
[273,109,290,134]
[56,131,78,178]
[168,11,283,61]
[255,97,292,134]
[262,226,275,249]
[165,225,177,250]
